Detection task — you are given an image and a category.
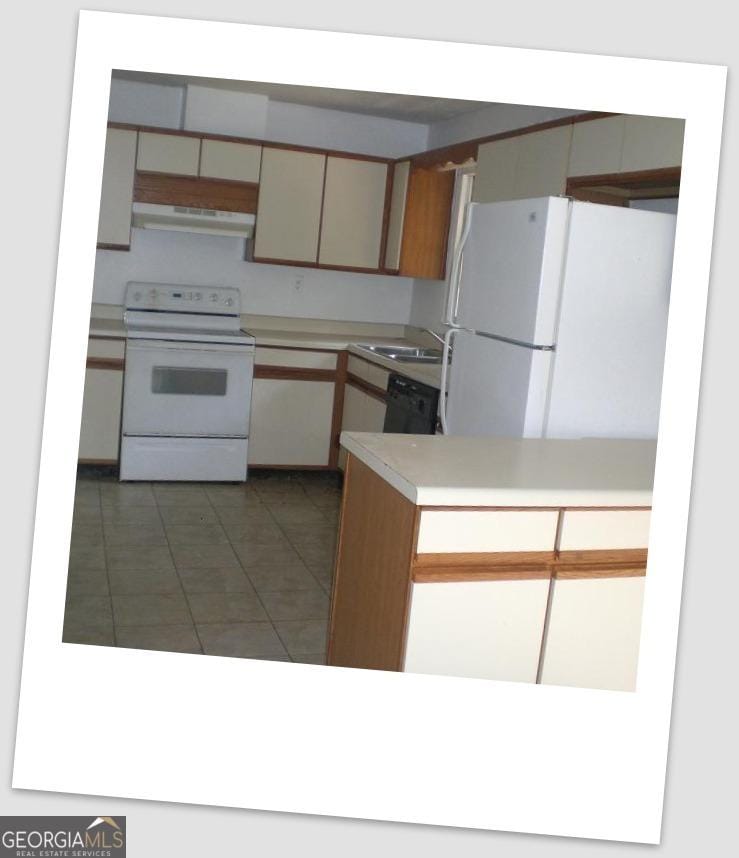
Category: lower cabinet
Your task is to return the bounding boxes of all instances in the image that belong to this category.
[78,338,125,463]
[338,382,387,470]
[539,575,645,691]
[248,377,335,467]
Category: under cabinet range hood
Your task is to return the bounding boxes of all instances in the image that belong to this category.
[131,202,255,238]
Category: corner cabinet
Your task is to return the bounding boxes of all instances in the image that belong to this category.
[253,148,326,264]
[97,128,137,248]
[78,337,126,464]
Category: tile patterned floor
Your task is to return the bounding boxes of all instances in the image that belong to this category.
[63,469,342,664]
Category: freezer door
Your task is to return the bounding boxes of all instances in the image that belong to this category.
[445,331,553,437]
[544,203,676,439]
[453,197,569,346]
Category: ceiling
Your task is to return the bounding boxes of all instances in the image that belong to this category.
[111,70,493,124]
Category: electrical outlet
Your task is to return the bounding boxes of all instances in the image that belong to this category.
[293,274,305,292]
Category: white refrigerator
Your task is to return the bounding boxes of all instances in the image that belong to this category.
[440,196,676,439]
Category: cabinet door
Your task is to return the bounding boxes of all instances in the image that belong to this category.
[78,368,124,462]
[620,116,685,172]
[473,137,519,203]
[318,156,388,269]
[136,131,200,176]
[398,165,455,279]
[539,576,645,691]
[253,148,326,263]
[248,378,334,466]
[199,139,261,182]
[512,125,573,199]
[403,580,551,682]
[568,116,625,177]
[97,128,137,247]
[384,160,410,270]
[363,394,387,432]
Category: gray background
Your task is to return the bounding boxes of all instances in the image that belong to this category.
[2,2,735,855]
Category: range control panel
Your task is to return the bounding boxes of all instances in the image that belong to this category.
[124,282,240,315]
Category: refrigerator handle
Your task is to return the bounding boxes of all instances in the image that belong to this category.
[444,200,475,326]
[438,327,459,435]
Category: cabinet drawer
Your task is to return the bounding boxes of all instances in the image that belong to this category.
[87,337,125,360]
[254,347,337,370]
[559,509,651,551]
[199,139,261,183]
[416,509,559,554]
[137,132,200,176]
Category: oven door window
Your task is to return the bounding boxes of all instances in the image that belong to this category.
[151,366,228,396]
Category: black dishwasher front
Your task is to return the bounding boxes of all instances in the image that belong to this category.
[383,373,440,435]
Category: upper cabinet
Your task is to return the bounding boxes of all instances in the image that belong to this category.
[397,164,455,280]
[384,161,410,271]
[97,127,137,248]
[253,148,326,263]
[474,125,572,203]
[318,156,388,269]
[136,131,200,176]
[620,116,685,173]
[199,139,261,183]
[567,116,625,177]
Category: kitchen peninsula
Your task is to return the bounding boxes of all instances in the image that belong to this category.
[329,434,655,691]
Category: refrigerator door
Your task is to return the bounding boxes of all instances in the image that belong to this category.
[445,330,554,437]
[453,196,570,346]
[544,203,676,439]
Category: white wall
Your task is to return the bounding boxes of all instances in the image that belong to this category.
[427,103,581,150]
[93,229,414,323]
[265,100,428,158]
[108,78,184,127]
[183,85,268,138]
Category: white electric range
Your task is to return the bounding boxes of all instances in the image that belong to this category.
[119,282,256,482]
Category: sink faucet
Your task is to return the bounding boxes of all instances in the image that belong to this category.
[422,328,446,347]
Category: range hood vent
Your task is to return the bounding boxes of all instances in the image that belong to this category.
[131,202,255,238]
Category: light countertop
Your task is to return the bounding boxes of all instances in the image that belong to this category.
[89,318,126,338]
[346,345,442,388]
[339,433,656,507]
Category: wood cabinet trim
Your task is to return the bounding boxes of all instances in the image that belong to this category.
[566,166,681,194]
[96,242,130,251]
[86,357,125,371]
[253,365,336,382]
[329,350,348,470]
[133,172,259,213]
[345,373,388,403]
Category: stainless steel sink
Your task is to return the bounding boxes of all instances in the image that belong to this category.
[356,344,444,364]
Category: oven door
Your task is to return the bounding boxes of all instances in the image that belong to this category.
[123,339,254,437]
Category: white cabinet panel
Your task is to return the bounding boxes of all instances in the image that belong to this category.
[473,137,519,203]
[254,148,325,263]
[559,510,651,550]
[540,576,645,691]
[97,128,137,246]
[338,382,386,470]
[417,509,558,554]
[136,132,200,176]
[363,394,387,432]
[318,156,388,269]
[248,378,334,466]
[620,116,685,172]
[78,368,123,462]
[87,337,126,360]
[199,139,261,182]
[567,116,625,177]
[512,125,573,199]
[404,580,550,682]
[384,160,410,269]
[254,347,337,370]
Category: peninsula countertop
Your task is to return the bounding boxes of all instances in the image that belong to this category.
[339,433,656,507]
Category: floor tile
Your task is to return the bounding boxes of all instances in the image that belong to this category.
[197,622,288,659]
[215,506,276,526]
[108,566,183,595]
[267,504,328,527]
[177,566,257,595]
[106,545,175,572]
[112,593,192,626]
[232,540,302,568]
[246,563,321,594]
[72,506,103,525]
[158,505,220,526]
[170,543,241,569]
[187,591,268,624]
[62,622,115,647]
[64,595,113,628]
[222,519,285,544]
[69,524,105,547]
[164,524,229,546]
[260,589,329,622]
[101,505,163,527]
[152,486,209,506]
[68,546,106,571]
[274,619,329,655]
[280,523,337,548]
[293,544,336,573]
[116,624,201,654]
[291,652,327,665]
[103,523,167,547]
[100,483,157,506]
[66,567,110,596]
